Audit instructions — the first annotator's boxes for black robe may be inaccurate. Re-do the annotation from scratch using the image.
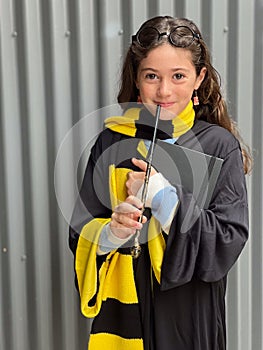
[69,114,249,350]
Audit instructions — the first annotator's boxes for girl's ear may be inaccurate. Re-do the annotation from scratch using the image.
[195,67,207,90]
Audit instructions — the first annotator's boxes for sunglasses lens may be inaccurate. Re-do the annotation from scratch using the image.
[170,26,195,47]
[137,27,159,47]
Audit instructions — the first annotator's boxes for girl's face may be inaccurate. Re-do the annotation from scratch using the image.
[136,43,206,120]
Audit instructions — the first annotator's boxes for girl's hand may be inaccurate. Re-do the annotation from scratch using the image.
[126,158,157,196]
[110,195,147,239]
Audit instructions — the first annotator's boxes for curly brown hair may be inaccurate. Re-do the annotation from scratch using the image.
[117,16,252,174]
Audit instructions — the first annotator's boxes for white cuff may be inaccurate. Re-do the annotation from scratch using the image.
[97,223,131,255]
[136,173,171,208]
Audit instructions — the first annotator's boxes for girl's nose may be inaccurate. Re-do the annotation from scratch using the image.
[157,79,172,97]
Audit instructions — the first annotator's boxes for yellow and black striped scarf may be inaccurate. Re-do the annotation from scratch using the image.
[105,100,195,139]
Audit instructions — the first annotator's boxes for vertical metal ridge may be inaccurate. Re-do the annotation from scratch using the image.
[185,0,201,24]
[235,1,255,349]
[174,0,185,18]
[75,0,100,181]
[251,1,263,349]
[120,0,132,50]
[23,1,53,350]
[0,0,30,348]
[129,0,148,35]
[156,0,175,16]
[227,0,238,120]
[210,0,228,89]
[201,0,212,48]
[0,28,12,350]
[148,0,158,18]
[49,1,78,349]
[40,2,61,347]
[98,0,123,106]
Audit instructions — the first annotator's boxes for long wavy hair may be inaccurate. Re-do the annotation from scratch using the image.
[117,16,252,174]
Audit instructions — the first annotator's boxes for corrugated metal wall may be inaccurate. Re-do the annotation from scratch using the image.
[0,0,262,349]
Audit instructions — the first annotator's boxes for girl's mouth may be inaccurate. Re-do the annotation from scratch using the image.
[155,102,174,108]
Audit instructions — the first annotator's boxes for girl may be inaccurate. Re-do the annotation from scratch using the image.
[69,16,252,350]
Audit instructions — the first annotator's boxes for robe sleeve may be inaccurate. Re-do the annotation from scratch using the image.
[160,144,249,290]
[68,133,112,289]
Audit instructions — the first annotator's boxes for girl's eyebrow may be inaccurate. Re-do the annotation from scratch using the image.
[139,67,159,72]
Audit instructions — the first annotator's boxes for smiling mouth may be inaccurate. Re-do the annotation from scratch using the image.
[155,102,174,108]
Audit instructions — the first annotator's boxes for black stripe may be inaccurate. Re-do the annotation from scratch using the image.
[135,108,173,140]
[91,298,143,339]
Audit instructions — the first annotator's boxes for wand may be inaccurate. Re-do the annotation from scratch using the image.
[131,104,161,258]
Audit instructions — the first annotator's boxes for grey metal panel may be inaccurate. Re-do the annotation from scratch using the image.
[156,0,175,16]
[0,17,10,350]
[50,1,79,350]
[23,1,53,350]
[174,0,185,17]
[210,0,228,88]
[251,1,263,349]
[98,0,123,106]
[129,0,148,34]
[185,0,201,24]
[227,0,238,121]
[76,0,99,116]
[234,2,255,349]
[0,0,29,349]
[0,1,262,350]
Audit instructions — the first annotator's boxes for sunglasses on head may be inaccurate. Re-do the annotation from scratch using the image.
[132,25,200,48]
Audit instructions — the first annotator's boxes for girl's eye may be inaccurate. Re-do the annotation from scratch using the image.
[174,73,184,80]
[145,73,158,80]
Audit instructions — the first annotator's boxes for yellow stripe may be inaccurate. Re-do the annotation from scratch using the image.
[76,218,112,318]
[77,225,138,318]
[104,108,141,137]
[102,253,138,303]
[171,100,195,137]
[137,140,148,158]
[148,218,166,284]
[107,165,139,303]
[109,165,130,206]
[88,333,144,350]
